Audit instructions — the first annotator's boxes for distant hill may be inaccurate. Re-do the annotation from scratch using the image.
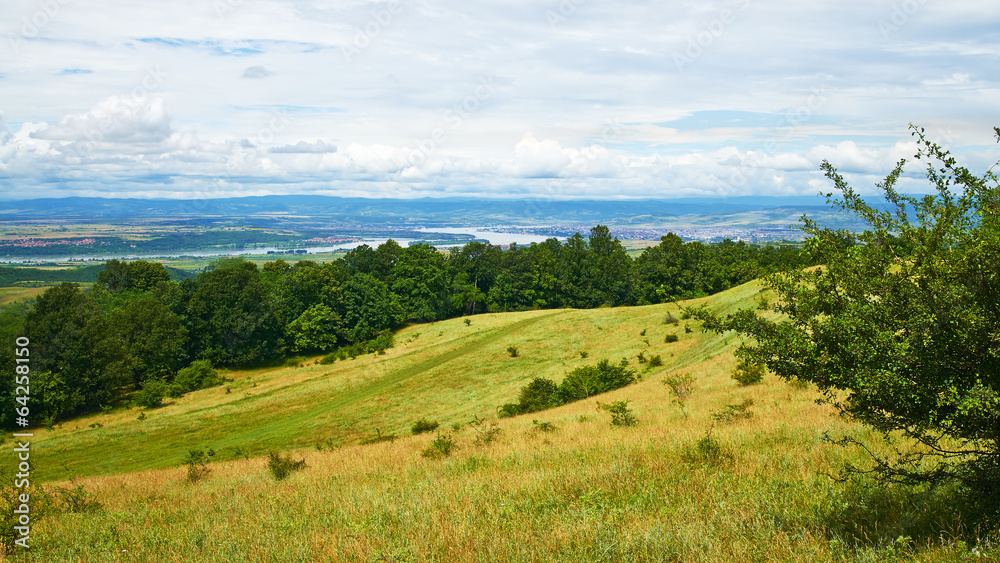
[0,194,858,224]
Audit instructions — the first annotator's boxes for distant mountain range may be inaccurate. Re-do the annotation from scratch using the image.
[0,195,871,224]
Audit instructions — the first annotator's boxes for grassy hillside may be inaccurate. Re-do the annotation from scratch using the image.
[14,280,995,561]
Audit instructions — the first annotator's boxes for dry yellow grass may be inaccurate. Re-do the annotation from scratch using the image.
[10,280,995,562]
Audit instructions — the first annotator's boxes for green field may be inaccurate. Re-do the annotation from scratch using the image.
[14,280,997,561]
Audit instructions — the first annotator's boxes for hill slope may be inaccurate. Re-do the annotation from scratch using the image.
[20,280,991,561]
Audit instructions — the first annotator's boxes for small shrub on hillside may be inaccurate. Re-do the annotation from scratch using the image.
[532,420,559,433]
[421,433,457,459]
[497,403,521,418]
[519,377,561,412]
[474,423,502,445]
[359,429,396,444]
[664,314,679,325]
[640,328,647,336]
[732,361,765,386]
[368,330,395,354]
[507,345,519,358]
[579,350,589,359]
[664,334,679,343]
[267,452,306,481]
[663,373,695,415]
[134,380,167,408]
[559,359,637,403]
[183,449,214,483]
[49,483,102,514]
[711,398,755,424]
[683,430,731,466]
[463,318,472,326]
[684,325,693,333]
[598,400,638,427]
[411,418,440,435]
[317,353,337,365]
[648,355,664,368]
[174,360,222,394]
[637,351,648,364]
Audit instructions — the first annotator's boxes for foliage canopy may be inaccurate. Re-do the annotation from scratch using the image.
[696,126,1000,507]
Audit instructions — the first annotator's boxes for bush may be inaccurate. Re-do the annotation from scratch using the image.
[317,353,337,365]
[134,380,167,408]
[579,350,589,358]
[421,433,457,459]
[174,360,221,394]
[531,420,559,433]
[598,400,638,427]
[664,314,679,325]
[711,398,755,424]
[516,378,561,414]
[463,318,471,326]
[664,334,679,343]
[267,452,306,481]
[559,359,637,403]
[732,361,765,386]
[497,403,521,418]
[663,373,695,411]
[474,423,502,445]
[411,418,440,435]
[637,351,648,364]
[648,355,664,368]
[682,430,731,466]
[506,345,519,358]
[183,449,214,483]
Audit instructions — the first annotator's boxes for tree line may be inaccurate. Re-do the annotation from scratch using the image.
[0,227,813,427]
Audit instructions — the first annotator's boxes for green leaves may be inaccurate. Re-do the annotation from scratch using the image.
[699,124,1000,500]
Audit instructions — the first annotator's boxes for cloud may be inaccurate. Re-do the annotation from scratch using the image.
[0,0,996,199]
[31,96,173,144]
[512,133,571,178]
[269,140,337,153]
[242,65,276,79]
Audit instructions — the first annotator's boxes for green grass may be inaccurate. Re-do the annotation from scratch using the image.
[13,278,998,562]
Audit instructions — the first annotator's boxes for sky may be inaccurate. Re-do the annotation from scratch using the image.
[0,0,998,200]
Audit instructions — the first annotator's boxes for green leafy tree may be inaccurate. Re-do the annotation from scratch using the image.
[108,295,188,384]
[24,283,132,419]
[96,259,170,293]
[182,258,282,366]
[285,303,346,352]
[392,243,450,321]
[695,125,1000,506]
[341,272,404,342]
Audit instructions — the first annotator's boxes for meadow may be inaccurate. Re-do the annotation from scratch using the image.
[8,280,996,561]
